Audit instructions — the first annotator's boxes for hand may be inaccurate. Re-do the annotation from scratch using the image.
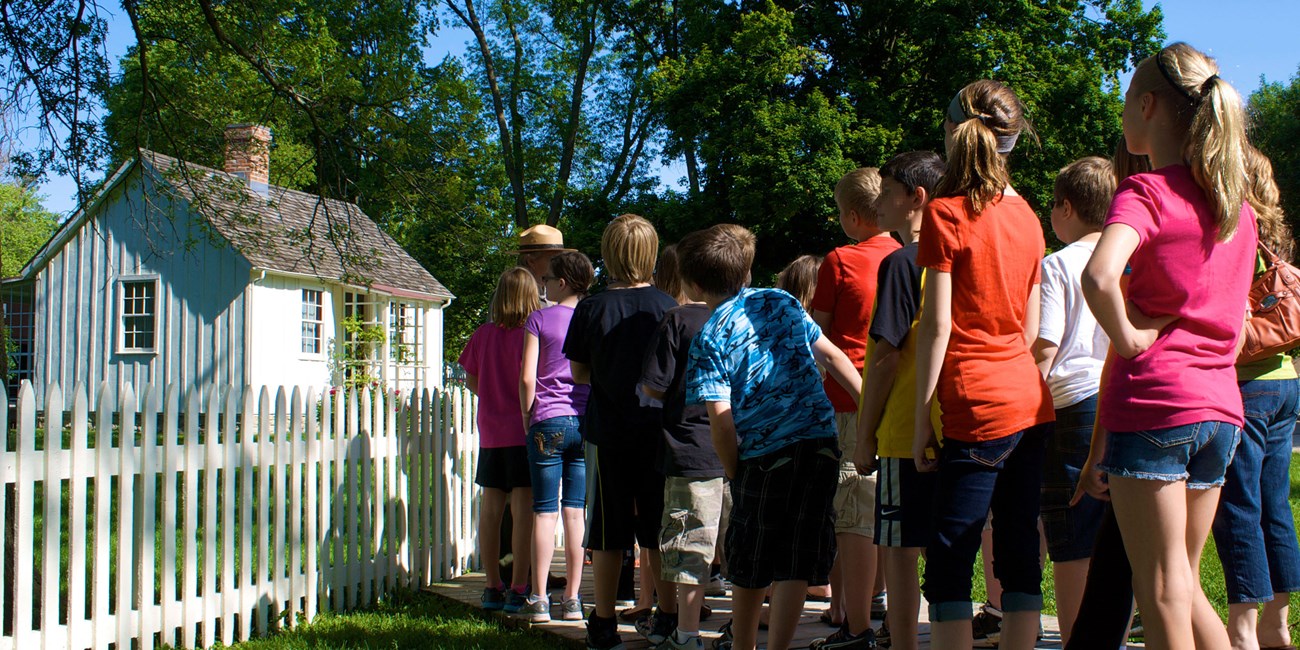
[854,436,878,475]
[1118,300,1179,358]
[1070,456,1110,505]
[912,420,940,473]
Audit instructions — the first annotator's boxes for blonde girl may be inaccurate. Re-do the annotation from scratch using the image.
[1077,42,1258,650]
[776,254,822,313]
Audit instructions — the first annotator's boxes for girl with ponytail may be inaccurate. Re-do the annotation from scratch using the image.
[1076,42,1259,650]
[912,79,1054,650]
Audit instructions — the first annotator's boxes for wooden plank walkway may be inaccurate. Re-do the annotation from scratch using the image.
[421,552,1131,649]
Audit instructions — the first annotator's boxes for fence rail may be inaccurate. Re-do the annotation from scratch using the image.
[0,380,482,650]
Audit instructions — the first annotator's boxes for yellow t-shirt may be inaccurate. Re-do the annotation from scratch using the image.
[860,270,942,458]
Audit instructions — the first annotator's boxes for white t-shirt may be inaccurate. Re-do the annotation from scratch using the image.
[1039,240,1109,409]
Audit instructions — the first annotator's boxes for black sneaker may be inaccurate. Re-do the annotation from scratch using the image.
[809,626,878,649]
[871,591,887,620]
[481,585,506,611]
[586,614,627,650]
[875,619,890,648]
[712,620,733,650]
[635,609,678,646]
[971,603,1002,648]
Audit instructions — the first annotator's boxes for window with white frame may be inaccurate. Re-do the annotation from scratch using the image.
[119,278,158,352]
[301,288,324,354]
[389,301,423,366]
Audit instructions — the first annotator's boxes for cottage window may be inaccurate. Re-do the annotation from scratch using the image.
[301,289,324,354]
[119,278,158,352]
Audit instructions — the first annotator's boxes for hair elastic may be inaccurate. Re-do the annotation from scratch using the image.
[946,92,1020,154]
[1155,51,1199,104]
[1200,74,1220,97]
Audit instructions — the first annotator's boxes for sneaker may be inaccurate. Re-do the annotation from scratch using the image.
[562,595,585,621]
[971,603,1002,648]
[809,626,878,649]
[658,630,705,649]
[875,619,890,648]
[635,610,679,646]
[704,574,728,597]
[711,620,733,650]
[1129,612,1144,639]
[871,591,887,620]
[587,614,627,650]
[520,593,551,623]
[504,588,529,614]
[481,585,506,611]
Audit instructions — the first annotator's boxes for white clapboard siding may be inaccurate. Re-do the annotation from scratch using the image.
[1,380,481,650]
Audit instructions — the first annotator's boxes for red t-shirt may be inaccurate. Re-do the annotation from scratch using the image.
[811,235,901,412]
[916,194,1054,442]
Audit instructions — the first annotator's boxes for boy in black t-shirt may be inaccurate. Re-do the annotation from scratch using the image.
[564,214,678,650]
[637,258,723,650]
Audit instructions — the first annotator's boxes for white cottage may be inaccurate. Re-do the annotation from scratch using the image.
[3,125,454,406]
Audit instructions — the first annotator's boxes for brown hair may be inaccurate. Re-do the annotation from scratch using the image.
[489,267,541,329]
[549,251,595,295]
[776,255,822,312]
[936,80,1038,214]
[676,224,757,297]
[1245,145,1293,262]
[655,244,688,304]
[834,168,882,220]
[1129,42,1248,241]
[1112,136,1151,183]
[1053,157,1116,229]
[602,214,659,284]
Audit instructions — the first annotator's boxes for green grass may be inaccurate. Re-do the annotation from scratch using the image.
[227,591,562,650]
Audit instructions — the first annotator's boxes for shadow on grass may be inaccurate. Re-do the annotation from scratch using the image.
[232,591,564,650]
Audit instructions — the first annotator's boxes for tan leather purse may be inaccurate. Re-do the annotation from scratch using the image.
[1240,243,1300,363]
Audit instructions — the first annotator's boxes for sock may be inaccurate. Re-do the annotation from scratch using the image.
[495,580,507,591]
[673,629,699,643]
[511,584,528,594]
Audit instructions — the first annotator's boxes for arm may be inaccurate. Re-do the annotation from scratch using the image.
[1032,339,1059,379]
[465,373,479,396]
[519,331,540,429]
[853,340,902,474]
[569,360,591,385]
[913,270,953,473]
[641,385,667,401]
[1083,224,1168,358]
[706,401,739,480]
[812,309,833,334]
[1071,353,1115,505]
[1023,283,1042,347]
[812,334,862,398]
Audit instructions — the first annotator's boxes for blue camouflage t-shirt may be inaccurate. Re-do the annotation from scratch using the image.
[686,288,838,460]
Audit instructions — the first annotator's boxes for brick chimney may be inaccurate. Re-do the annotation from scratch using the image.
[223,124,271,188]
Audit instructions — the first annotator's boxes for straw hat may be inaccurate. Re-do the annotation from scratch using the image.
[507,224,576,254]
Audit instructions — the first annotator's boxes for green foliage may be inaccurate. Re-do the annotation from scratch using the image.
[0,183,59,276]
[1250,69,1300,236]
[327,316,386,390]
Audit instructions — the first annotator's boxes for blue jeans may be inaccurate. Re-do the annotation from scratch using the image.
[924,422,1050,621]
[525,416,585,513]
[1100,420,1239,488]
[1041,395,1105,562]
[1212,378,1300,602]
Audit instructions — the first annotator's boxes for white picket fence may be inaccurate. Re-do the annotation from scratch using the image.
[0,380,483,650]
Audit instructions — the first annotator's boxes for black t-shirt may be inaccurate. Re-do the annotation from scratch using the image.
[641,303,723,478]
[564,285,678,449]
[869,242,922,348]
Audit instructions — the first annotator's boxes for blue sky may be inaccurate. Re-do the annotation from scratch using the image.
[24,0,1300,215]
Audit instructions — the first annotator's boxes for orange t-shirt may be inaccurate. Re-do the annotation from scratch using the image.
[810,235,901,412]
[916,194,1054,442]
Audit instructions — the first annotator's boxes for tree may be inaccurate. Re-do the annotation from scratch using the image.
[1250,70,1300,235]
[0,182,59,276]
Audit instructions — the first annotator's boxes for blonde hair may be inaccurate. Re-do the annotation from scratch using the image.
[1245,145,1292,262]
[834,168,882,220]
[936,80,1038,215]
[776,255,822,312]
[1054,157,1117,229]
[677,224,757,297]
[489,267,540,329]
[655,244,688,304]
[1130,42,1247,241]
[602,214,659,284]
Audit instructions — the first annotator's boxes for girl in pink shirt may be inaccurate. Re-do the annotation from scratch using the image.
[1078,42,1257,649]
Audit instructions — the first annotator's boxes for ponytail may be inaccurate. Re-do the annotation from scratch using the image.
[935,80,1035,216]
[1187,75,1248,241]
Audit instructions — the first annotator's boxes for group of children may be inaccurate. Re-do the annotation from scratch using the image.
[459,41,1300,650]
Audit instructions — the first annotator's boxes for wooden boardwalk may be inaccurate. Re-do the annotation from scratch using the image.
[421,553,1126,649]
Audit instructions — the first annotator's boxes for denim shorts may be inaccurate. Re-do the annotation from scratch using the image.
[524,416,585,513]
[1040,395,1105,562]
[1099,420,1240,489]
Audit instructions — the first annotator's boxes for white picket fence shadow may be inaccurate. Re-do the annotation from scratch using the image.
[0,380,483,650]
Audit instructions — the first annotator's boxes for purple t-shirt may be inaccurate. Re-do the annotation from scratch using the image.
[458,322,526,448]
[1100,165,1257,433]
[525,305,590,425]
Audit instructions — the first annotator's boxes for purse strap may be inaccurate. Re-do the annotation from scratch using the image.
[1258,241,1284,268]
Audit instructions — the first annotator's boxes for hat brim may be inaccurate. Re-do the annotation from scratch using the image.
[507,244,577,255]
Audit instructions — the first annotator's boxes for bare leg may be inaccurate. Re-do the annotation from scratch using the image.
[730,585,768,650]
[637,547,656,610]
[837,532,877,636]
[882,547,922,650]
[981,525,1002,608]
[480,488,508,588]
[561,507,584,601]
[1226,602,1260,650]
[1001,611,1041,650]
[767,580,810,650]
[509,488,534,588]
[531,511,558,597]
[676,584,706,635]
[1053,558,1090,646]
[827,554,844,625]
[1186,486,1231,650]
[1258,595,1292,649]
[645,549,678,614]
[592,549,623,618]
[931,619,974,650]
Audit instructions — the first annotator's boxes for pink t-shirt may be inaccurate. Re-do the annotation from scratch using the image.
[525,305,589,426]
[1100,166,1257,432]
[458,322,527,448]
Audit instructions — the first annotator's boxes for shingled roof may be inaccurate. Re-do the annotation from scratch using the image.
[137,150,452,301]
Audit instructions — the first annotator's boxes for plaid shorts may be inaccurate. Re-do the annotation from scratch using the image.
[725,437,839,589]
